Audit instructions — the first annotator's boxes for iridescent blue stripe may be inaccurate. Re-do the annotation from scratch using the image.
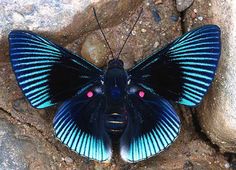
[182,71,212,80]
[25,85,48,96]
[18,69,51,79]
[180,66,214,74]
[11,47,61,55]
[169,46,220,55]
[12,57,60,61]
[15,65,53,73]
[11,42,60,52]
[11,51,61,56]
[184,83,207,92]
[14,60,60,66]
[179,62,216,67]
[28,88,49,100]
[22,79,48,90]
[169,41,219,52]
[183,77,209,86]
[19,74,49,85]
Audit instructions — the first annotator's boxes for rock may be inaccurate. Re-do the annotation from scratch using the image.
[0,110,69,170]
[183,0,236,153]
[64,156,73,164]
[81,32,109,67]
[153,41,160,48]
[141,28,147,33]
[183,160,193,170]
[0,0,143,62]
[176,0,194,12]
[0,118,28,169]
[197,0,236,152]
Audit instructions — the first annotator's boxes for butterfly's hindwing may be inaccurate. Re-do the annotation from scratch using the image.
[53,85,112,162]
[9,30,102,108]
[128,25,221,106]
[120,85,180,163]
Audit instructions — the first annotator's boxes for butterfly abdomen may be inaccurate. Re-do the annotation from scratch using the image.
[105,111,127,136]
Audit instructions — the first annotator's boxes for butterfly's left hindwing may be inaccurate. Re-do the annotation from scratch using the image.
[53,85,112,162]
[9,30,103,108]
[128,25,221,107]
[120,85,180,163]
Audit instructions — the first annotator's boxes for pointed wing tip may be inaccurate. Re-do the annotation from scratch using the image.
[205,24,220,29]
[9,30,30,38]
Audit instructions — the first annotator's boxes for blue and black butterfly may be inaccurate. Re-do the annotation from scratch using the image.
[8,8,221,163]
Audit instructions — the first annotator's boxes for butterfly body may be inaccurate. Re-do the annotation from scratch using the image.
[9,25,221,163]
[103,59,128,136]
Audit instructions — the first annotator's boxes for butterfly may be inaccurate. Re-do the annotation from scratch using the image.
[8,8,221,163]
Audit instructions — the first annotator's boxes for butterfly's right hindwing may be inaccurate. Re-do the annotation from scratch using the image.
[120,85,180,163]
[9,30,103,108]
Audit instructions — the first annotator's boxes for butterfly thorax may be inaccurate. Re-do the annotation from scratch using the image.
[104,59,128,136]
[104,59,127,104]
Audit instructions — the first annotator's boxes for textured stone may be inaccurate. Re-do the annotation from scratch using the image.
[176,0,194,12]
[0,110,70,170]
[197,0,236,153]
[0,0,143,62]
[81,32,109,67]
[183,0,236,153]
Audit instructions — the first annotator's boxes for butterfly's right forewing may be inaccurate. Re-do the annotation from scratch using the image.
[128,25,221,107]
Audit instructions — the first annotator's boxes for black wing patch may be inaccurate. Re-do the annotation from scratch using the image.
[53,85,112,162]
[9,30,102,108]
[120,85,180,162]
[128,25,221,106]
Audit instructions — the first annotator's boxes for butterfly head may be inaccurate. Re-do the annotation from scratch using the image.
[107,59,124,69]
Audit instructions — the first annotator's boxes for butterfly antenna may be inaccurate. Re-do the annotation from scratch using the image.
[116,7,143,59]
[93,7,115,59]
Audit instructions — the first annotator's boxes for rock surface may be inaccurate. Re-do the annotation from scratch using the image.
[0,110,71,170]
[0,0,234,169]
[183,0,236,153]
[0,0,143,62]
[176,0,194,12]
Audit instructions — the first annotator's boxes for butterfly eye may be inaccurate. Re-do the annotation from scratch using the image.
[86,91,94,98]
[138,91,145,98]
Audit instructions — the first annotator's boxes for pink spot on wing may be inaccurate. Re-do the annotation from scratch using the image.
[139,91,145,98]
[87,91,93,98]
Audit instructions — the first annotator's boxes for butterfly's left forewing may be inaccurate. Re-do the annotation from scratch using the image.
[9,30,102,108]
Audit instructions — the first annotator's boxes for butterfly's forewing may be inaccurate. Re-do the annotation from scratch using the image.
[53,85,112,162]
[9,30,103,108]
[120,85,180,163]
[128,25,221,106]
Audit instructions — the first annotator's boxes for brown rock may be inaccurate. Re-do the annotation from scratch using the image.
[0,0,143,62]
[183,0,236,153]
[197,0,236,153]
[81,32,109,67]
[176,0,194,12]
